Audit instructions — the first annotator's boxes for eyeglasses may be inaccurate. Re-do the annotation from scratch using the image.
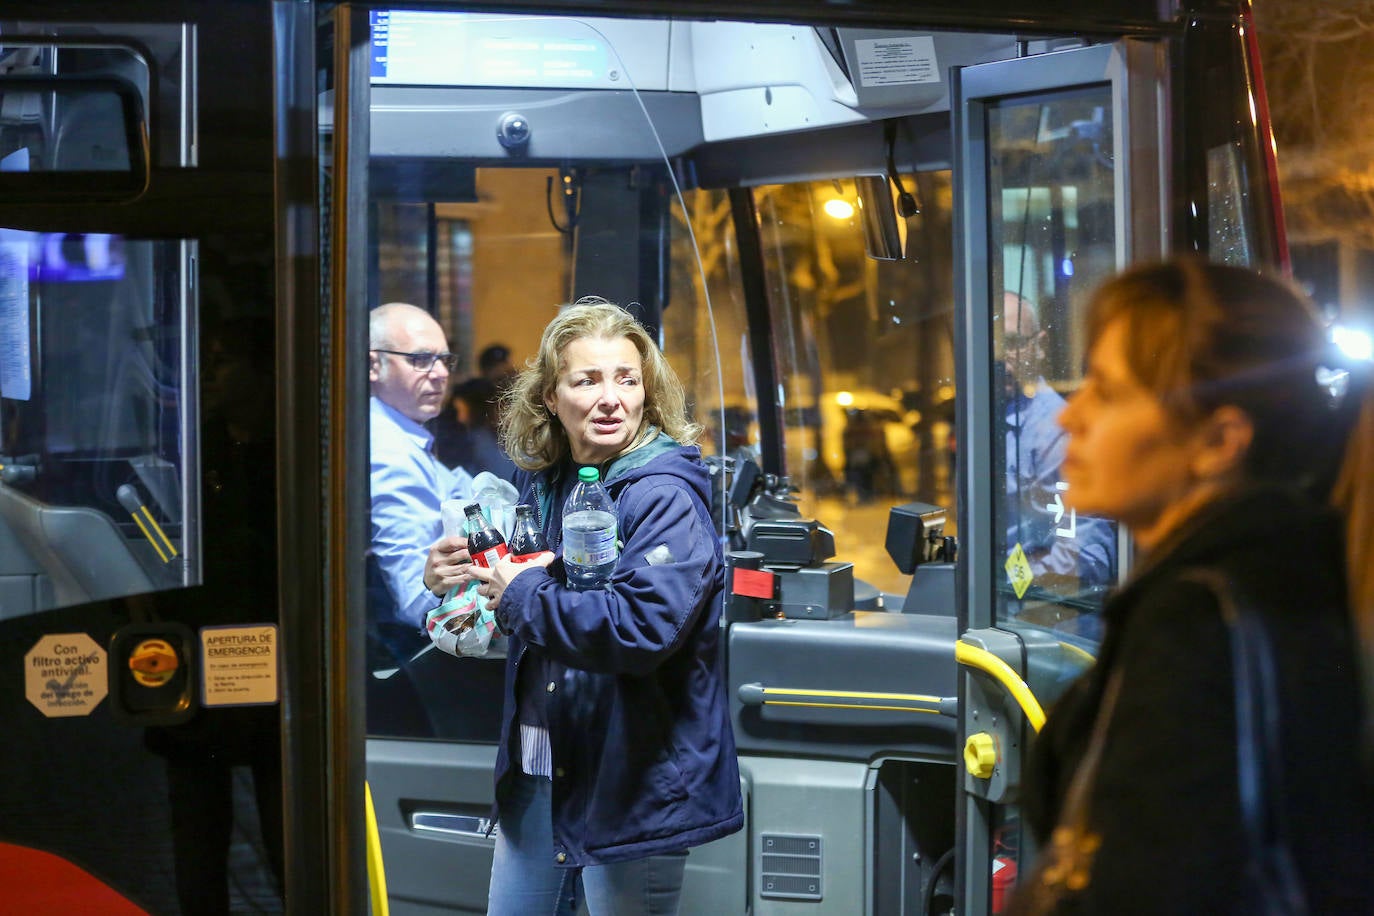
[1002,333,1039,352]
[373,349,458,373]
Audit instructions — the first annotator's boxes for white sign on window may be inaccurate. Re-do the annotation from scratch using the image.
[200,624,280,707]
[854,36,940,87]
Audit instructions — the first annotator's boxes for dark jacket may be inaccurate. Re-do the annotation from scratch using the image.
[1021,484,1374,914]
[493,433,744,866]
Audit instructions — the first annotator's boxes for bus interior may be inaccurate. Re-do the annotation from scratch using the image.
[0,3,1274,913]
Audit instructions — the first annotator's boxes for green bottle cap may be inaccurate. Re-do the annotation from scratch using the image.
[578,466,599,482]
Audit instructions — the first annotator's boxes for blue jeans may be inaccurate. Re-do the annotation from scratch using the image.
[487,770,688,916]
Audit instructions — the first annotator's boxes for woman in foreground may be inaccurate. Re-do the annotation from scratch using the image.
[1011,259,1374,914]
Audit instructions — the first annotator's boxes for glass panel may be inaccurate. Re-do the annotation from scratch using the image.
[0,231,198,612]
[1207,141,1255,266]
[755,174,956,599]
[667,188,753,467]
[986,87,1119,648]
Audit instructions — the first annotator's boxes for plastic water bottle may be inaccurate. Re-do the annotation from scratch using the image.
[562,466,617,591]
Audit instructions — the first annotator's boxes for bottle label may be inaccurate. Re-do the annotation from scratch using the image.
[472,544,509,568]
[564,522,617,566]
[511,550,543,563]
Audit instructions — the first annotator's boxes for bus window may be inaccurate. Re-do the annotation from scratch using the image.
[754,174,955,597]
[0,232,199,613]
[0,38,200,617]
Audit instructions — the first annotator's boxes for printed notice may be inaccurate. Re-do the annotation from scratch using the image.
[25,633,108,718]
[0,227,32,402]
[0,149,31,401]
[201,624,279,707]
[854,36,940,87]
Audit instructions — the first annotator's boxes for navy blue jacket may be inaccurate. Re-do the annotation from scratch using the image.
[493,433,744,866]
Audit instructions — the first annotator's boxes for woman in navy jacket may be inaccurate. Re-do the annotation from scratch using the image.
[425,298,742,915]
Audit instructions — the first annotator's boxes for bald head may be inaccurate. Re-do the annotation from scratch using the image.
[370,302,441,349]
[1002,291,1045,392]
[369,302,452,422]
[1003,291,1041,338]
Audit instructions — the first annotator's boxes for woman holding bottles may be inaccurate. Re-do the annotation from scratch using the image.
[423,297,742,916]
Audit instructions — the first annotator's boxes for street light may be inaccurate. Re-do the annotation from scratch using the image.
[823,198,854,220]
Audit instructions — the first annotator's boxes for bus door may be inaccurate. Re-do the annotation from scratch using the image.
[950,41,1165,913]
[0,4,325,913]
[328,10,738,912]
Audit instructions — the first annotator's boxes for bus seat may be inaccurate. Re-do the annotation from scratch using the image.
[0,483,157,609]
[0,512,51,619]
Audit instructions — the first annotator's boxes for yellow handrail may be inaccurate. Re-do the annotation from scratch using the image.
[1058,640,1097,667]
[365,781,389,916]
[955,640,1046,733]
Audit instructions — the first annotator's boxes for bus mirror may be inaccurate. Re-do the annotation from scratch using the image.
[855,173,909,261]
[0,74,149,202]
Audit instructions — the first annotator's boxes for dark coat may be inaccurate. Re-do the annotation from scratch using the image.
[1021,484,1374,915]
[493,434,744,866]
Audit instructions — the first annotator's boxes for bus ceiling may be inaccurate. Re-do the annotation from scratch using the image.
[371,1,1182,34]
[365,15,1092,166]
[358,13,1158,262]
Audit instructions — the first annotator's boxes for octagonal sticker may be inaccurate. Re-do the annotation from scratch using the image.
[26,633,108,718]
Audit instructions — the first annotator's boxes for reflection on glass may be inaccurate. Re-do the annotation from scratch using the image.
[668,188,753,467]
[987,88,1120,646]
[0,234,196,613]
[755,175,956,597]
[1207,142,1254,266]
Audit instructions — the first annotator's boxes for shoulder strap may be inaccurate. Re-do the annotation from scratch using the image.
[1179,568,1309,914]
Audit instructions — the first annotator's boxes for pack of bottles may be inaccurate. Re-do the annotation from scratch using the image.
[562,466,618,591]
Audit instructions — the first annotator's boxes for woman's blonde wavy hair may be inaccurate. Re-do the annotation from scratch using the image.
[499,297,701,471]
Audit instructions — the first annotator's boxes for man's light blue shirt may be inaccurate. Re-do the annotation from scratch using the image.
[1005,379,1115,587]
[370,396,474,628]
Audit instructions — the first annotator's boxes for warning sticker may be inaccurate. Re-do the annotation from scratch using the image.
[1005,544,1033,600]
[854,36,940,87]
[25,633,108,718]
[201,624,279,707]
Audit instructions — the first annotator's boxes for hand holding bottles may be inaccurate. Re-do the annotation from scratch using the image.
[424,532,470,597]
[466,547,555,609]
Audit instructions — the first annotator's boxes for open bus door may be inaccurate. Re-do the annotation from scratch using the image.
[324,9,749,911]
[0,3,328,912]
[950,41,1165,913]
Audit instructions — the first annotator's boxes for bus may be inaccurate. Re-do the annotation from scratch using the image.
[0,1,1283,913]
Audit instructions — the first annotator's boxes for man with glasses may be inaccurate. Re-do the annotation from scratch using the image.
[368,302,473,645]
[1002,292,1115,608]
